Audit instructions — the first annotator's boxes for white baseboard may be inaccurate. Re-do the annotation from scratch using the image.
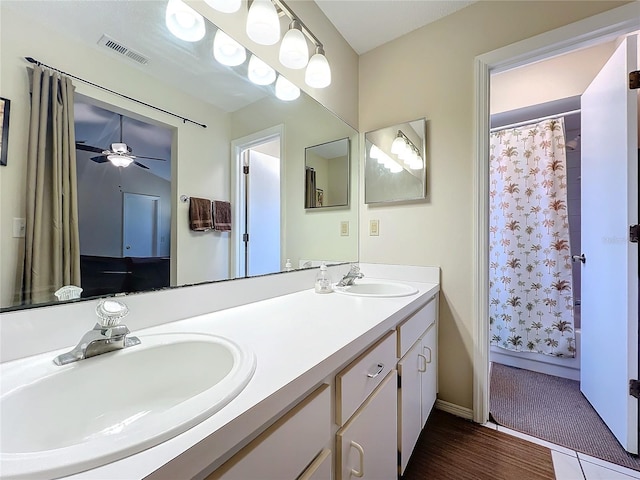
[435,399,474,420]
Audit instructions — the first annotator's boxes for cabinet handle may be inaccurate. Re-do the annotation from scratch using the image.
[350,440,365,478]
[423,346,432,364]
[367,363,384,378]
[417,354,427,373]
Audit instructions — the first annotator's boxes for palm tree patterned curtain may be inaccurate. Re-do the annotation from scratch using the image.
[489,118,575,357]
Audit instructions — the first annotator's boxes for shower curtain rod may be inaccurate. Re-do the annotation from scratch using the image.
[25,57,207,129]
[490,109,580,132]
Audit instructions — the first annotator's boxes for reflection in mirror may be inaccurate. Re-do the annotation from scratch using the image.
[0,0,358,311]
[304,138,350,209]
[364,118,427,204]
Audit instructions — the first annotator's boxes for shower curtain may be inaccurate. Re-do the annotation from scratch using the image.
[489,118,575,357]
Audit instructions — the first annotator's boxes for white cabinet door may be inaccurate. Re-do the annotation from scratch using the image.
[336,371,397,480]
[421,323,437,428]
[210,384,330,479]
[397,339,422,474]
[298,449,332,480]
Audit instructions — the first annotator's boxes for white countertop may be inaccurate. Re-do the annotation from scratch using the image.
[3,270,439,480]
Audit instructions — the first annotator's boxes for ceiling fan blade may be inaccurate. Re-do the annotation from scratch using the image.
[134,161,150,170]
[76,143,105,154]
[135,155,167,162]
[90,155,110,163]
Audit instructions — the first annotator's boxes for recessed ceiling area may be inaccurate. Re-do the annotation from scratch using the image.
[314,0,477,55]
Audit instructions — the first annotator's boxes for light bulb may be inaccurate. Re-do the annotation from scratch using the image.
[279,21,309,69]
[108,155,134,168]
[246,0,280,46]
[388,160,403,173]
[305,46,331,88]
[409,155,424,169]
[390,135,406,155]
[248,54,276,85]
[275,75,300,101]
[369,144,382,160]
[213,30,246,66]
[204,0,241,13]
[165,0,206,42]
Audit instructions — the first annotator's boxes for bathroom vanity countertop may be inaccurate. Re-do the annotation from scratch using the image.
[30,275,439,479]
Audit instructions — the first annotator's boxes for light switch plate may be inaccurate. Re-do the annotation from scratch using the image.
[340,221,349,236]
[369,219,379,236]
[13,218,26,238]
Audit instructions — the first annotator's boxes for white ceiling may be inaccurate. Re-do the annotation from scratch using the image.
[314,0,477,55]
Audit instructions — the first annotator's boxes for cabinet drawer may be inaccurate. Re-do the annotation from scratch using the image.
[396,295,436,358]
[335,331,396,426]
[210,384,330,479]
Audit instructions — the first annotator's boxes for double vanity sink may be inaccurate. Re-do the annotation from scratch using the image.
[0,272,430,479]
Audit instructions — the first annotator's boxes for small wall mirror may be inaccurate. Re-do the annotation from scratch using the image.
[305,137,350,208]
[364,118,427,204]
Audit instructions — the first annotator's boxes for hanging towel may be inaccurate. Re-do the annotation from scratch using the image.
[212,200,232,232]
[189,197,213,231]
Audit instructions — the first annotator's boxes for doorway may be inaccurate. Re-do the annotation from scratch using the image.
[231,126,284,278]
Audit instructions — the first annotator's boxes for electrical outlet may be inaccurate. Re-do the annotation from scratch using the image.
[340,221,349,236]
[369,219,379,236]
[13,218,26,238]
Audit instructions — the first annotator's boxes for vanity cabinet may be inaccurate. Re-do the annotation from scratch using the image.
[396,295,438,474]
[208,384,331,480]
[335,331,398,480]
[336,371,397,480]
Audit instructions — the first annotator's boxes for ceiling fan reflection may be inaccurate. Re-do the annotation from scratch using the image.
[75,114,168,169]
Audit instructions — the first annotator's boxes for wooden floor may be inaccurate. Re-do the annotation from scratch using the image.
[401,409,556,480]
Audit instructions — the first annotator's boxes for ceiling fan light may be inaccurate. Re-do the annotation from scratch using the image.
[108,155,134,168]
[246,0,280,46]
[279,21,309,69]
[275,75,300,101]
[305,47,331,88]
[204,0,241,14]
[213,29,247,66]
[111,143,129,154]
[165,0,206,42]
[248,54,276,85]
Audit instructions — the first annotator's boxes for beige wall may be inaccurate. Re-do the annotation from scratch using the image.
[190,0,359,130]
[358,1,628,410]
[491,40,618,114]
[0,6,232,307]
[230,95,358,266]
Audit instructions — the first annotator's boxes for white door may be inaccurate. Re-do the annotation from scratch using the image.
[580,35,638,454]
[246,149,281,276]
[122,192,159,257]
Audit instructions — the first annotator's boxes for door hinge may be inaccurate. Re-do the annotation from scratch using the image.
[630,379,640,399]
[630,224,639,243]
[243,165,249,175]
[242,233,249,243]
[630,71,640,90]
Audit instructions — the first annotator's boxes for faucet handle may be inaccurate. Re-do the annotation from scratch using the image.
[96,299,129,327]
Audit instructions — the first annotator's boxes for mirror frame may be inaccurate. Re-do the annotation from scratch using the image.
[364,118,427,204]
[304,137,351,209]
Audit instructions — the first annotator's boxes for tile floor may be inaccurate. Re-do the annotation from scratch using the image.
[482,421,640,480]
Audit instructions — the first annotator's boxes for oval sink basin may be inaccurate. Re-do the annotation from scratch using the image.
[333,279,418,297]
[0,332,256,479]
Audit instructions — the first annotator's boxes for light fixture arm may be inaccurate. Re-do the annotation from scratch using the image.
[396,130,420,154]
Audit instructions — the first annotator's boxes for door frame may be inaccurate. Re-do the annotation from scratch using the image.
[472,3,639,424]
[230,125,285,278]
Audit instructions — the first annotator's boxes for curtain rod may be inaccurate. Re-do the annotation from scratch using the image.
[490,109,580,132]
[25,57,207,129]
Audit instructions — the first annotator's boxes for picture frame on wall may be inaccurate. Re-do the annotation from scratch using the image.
[0,97,10,167]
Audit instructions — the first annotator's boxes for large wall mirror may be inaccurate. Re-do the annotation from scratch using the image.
[304,138,350,209]
[0,0,358,311]
[364,118,426,204]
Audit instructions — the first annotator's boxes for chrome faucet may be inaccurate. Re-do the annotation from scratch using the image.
[337,264,364,287]
[53,299,140,366]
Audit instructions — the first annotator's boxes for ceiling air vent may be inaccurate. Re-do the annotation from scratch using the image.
[97,35,149,65]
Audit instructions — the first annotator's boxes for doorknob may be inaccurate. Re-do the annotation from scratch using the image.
[572,254,586,264]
